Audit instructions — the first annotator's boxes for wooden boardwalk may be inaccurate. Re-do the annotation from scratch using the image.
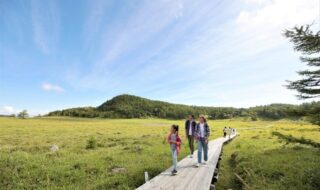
[136,134,237,190]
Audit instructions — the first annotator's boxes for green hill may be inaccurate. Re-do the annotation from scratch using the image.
[47,94,320,123]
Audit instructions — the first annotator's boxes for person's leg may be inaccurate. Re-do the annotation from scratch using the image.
[190,136,194,154]
[197,139,203,163]
[171,148,177,171]
[187,135,192,154]
[203,141,208,161]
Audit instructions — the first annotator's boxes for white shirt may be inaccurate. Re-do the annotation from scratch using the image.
[188,120,193,135]
[199,123,205,138]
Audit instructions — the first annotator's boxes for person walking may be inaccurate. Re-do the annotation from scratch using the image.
[223,127,227,137]
[168,125,181,175]
[185,115,196,157]
[195,115,210,167]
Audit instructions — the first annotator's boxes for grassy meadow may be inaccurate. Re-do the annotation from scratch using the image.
[215,120,320,190]
[0,117,319,189]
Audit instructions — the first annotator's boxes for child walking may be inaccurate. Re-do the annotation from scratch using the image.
[167,125,181,175]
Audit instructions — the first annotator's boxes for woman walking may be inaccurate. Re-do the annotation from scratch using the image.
[195,115,210,167]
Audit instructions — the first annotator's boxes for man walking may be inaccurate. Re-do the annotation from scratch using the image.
[185,115,196,157]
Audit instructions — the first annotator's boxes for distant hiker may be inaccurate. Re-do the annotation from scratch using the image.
[223,127,227,137]
[168,125,181,175]
[232,128,236,134]
[195,115,210,167]
[185,114,196,157]
[228,127,232,139]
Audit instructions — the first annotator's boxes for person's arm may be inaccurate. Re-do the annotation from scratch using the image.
[194,124,199,142]
[176,135,182,154]
[185,120,188,136]
[176,136,181,146]
[205,124,210,143]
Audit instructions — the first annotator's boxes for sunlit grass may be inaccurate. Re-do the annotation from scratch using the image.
[0,117,319,189]
[216,119,320,190]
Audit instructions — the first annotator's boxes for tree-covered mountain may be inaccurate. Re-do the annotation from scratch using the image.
[47,94,320,124]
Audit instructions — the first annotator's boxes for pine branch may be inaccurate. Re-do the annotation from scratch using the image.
[284,25,320,54]
[297,69,320,76]
[300,56,320,66]
[284,24,320,99]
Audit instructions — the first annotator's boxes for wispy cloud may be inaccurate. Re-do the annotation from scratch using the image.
[83,0,112,49]
[42,83,64,92]
[0,106,15,115]
[71,0,228,90]
[55,0,318,107]
[31,0,60,54]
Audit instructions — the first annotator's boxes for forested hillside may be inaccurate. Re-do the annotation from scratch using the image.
[48,94,320,124]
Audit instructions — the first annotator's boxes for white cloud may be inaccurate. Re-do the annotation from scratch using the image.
[42,83,64,92]
[237,0,317,28]
[236,0,317,45]
[0,106,15,115]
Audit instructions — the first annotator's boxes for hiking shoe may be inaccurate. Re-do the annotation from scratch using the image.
[171,170,178,175]
[195,163,200,167]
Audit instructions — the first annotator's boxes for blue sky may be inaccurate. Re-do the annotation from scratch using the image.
[0,0,318,115]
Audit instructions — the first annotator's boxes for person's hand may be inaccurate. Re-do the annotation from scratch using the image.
[205,139,208,144]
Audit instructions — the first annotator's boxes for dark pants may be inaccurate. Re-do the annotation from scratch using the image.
[187,135,194,154]
[223,132,226,137]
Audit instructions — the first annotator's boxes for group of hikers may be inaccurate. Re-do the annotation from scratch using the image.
[167,115,210,175]
[167,115,236,175]
[223,126,236,138]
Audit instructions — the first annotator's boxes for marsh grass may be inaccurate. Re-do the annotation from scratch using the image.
[272,131,320,148]
[0,117,319,189]
[216,120,320,190]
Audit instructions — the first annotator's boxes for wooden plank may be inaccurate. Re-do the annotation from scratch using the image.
[136,134,237,190]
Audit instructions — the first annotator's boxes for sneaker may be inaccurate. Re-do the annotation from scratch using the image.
[202,161,207,165]
[171,170,178,175]
[189,155,193,158]
[195,163,200,167]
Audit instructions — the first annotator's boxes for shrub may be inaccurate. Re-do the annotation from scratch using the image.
[86,137,97,149]
[251,116,258,121]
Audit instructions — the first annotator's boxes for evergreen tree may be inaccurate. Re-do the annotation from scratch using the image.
[284,25,320,125]
[284,25,320,99]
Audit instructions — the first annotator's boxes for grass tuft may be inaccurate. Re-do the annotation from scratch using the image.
[86,137,97,149]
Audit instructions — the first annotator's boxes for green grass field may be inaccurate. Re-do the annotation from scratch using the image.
[0,117,319,189]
